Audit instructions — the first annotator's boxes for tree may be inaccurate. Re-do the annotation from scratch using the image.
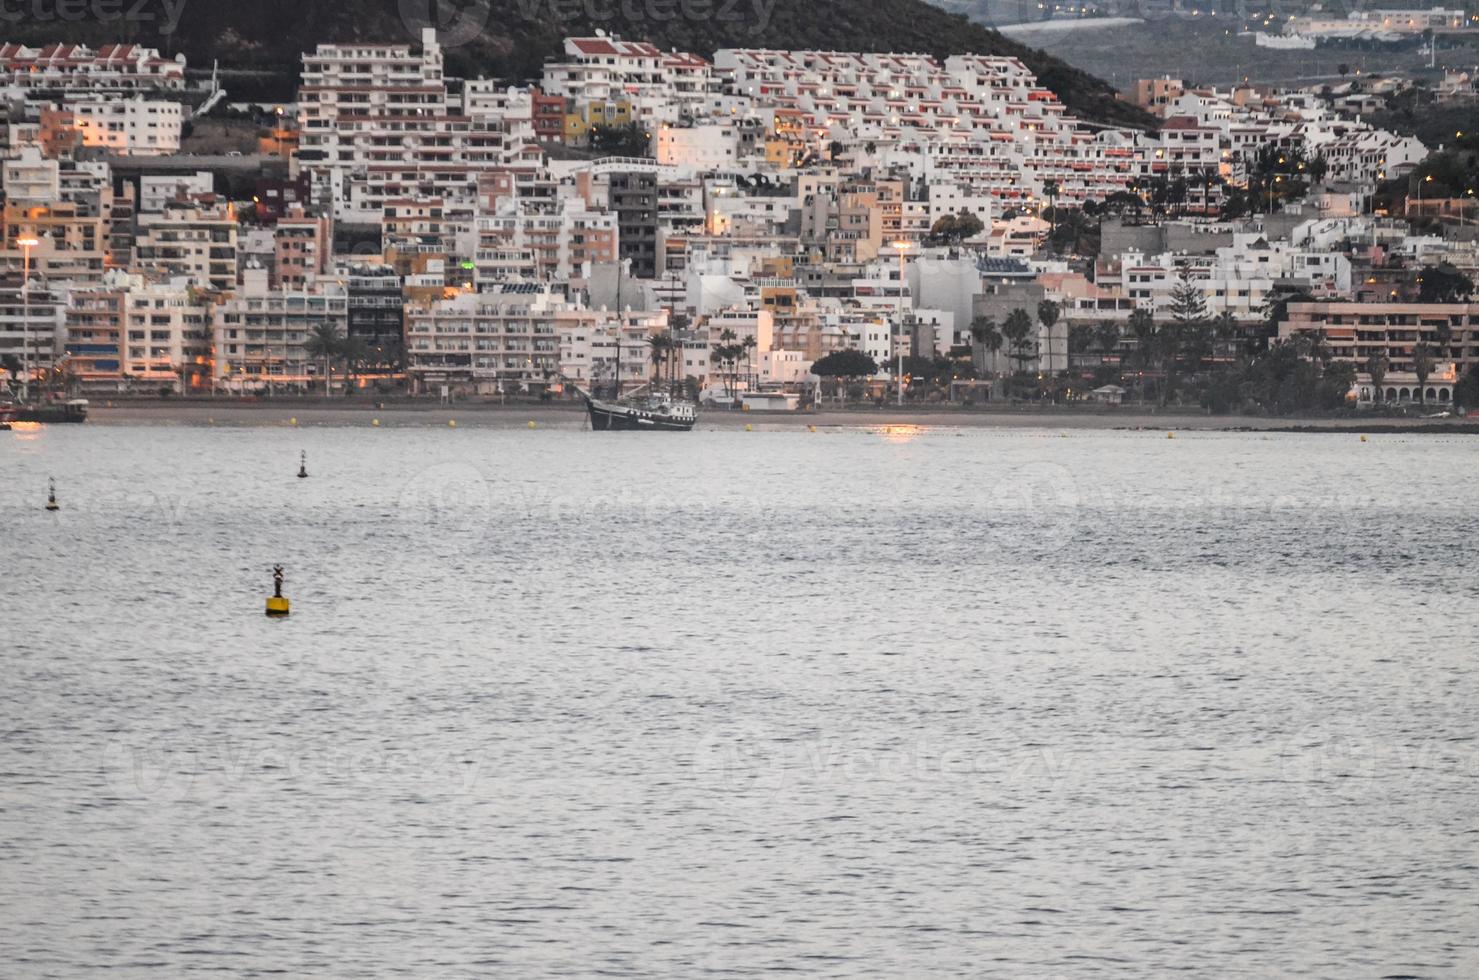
[340,335,370,395]
[648,331,670,385]
[927,211,984,246]
[1001,308,1035,394]
[1036,299,1060,373]
[969,315,1002,376]
[1042,178,1060,240]
[304,322,342,397]
[811,348,878,404]
[741,334,757,391]
[588,122,650,157]
[1095,320,1120,358]
[1127,308,1158,401]
[1412,341,1434,404]
[1416,263,1473,304]
[1365,350,1388,405]
[1454,365,1479,410]
[710,328,743,403]
[1,352,20,389]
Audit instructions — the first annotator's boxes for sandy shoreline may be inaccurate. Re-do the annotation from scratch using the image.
[71,399,1479,433]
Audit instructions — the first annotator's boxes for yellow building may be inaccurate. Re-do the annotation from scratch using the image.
[564,100,635,146]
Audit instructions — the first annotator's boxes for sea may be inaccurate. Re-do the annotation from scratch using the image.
[3,421,1477,976]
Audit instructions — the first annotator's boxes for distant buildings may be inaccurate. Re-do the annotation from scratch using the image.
[0,28,1472,406]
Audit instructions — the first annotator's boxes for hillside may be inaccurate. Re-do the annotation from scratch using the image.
[3,0,1154,128]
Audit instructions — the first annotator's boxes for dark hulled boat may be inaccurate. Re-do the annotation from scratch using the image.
[584,392,697,431]
[11,399,89,423]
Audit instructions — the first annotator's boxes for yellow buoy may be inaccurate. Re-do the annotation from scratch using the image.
[371,418,380,427]
[745,424,753,432]
[290,417,297,426]
[448,419,457,428]
[1167,431,1175,439]
[266,564,290,618]
[807,424,816,433]
[1360,434,1368,442]
[528,420,537,429]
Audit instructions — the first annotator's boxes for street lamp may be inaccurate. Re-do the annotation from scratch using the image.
[891,239,913,406]
[17,236,38,404]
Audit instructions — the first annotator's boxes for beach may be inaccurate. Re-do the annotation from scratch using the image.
[79,398,1479,433]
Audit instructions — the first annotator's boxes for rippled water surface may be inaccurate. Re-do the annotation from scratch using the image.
[4,423,1478,977]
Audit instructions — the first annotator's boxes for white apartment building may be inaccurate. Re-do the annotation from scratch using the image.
[0,279,66,384]
[61,97,183,156]
[213,266,348,392]
[2,147,60,203]
[559,308,667,391]
[0,43,186,93]
[295,30,519,220]
[134,202,239,291]
[473,198,617,286]
[406,283,585,393]
[140,172,214,212]
[118,276,214,389]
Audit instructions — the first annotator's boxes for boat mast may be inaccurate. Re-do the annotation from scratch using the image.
[613,259,622,398]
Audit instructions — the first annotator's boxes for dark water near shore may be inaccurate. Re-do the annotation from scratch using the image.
[4,424,1478,976]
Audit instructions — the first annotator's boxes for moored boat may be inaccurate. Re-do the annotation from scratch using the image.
[584,391,697,431]
[11,399,89,423]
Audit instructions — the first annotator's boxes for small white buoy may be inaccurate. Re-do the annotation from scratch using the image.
[297,450,308,479]
[45,477,59,512]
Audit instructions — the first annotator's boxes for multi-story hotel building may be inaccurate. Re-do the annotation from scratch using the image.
[134,202,239,291]
[212,267,348,392]
[1281,300,1479,404]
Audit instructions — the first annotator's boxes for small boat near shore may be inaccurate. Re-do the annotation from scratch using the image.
[583,390,697,431]
[9,399,89,424]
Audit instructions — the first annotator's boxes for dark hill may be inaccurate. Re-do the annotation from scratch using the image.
[5,0,1152,127]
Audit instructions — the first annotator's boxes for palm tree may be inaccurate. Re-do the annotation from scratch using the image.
[1001,308,1034,395]
[1094,320,1120,360]
[648,332,670,385]
[1412,341,1433,404]
[969,315,1002,376]
[741,334,757,392]
[1212,311,1240,364]
[1365,350,1388,406]
[1434,321,1453,360]
[1127,308,1157,401]
[304,322,342,398]
[711,328,740,403]
[1036,300,1060,372]
[1,353,21,391]
[339,335,370,396]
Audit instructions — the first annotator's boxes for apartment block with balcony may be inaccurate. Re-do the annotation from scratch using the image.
[133,202,239,291]
[1281,300,1479,405]
[213,266,348,392]
[405,283,574,394]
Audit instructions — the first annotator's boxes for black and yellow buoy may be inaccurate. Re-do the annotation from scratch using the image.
[45,477,59,512]
[297,450,308,479]
[265,564,290,617]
